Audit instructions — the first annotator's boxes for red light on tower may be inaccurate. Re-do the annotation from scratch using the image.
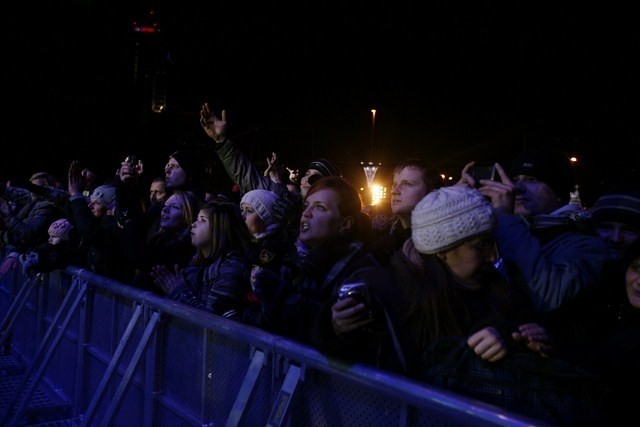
[132,9,161,34]
[133,25,155,33]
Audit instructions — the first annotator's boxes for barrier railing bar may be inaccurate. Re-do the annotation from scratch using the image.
[80,303,144,426]
[4,278,86,426]
[225,349,266,427]
[266,363,301,427]
[98,310,161,427]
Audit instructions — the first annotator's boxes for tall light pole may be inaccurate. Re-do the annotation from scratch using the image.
[362,108,380,205]
[370,109,376,159]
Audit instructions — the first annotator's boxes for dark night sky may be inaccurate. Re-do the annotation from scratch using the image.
[5,2,640,205]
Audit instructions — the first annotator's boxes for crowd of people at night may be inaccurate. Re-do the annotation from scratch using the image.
[1,102,640,426]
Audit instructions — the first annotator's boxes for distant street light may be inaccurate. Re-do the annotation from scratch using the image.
[370,109,376,152]
[361,161,380,187]
[361,161,381,205]
[362,109,381,205]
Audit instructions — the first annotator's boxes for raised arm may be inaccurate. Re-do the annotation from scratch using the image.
[199,103,287,195]
[200,103,227,143]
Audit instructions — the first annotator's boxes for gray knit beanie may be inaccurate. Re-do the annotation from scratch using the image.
[240,189,279,227]
[412,186,496,254]
[90,185,117,208]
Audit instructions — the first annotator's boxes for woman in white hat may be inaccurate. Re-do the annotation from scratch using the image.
[320,185,549,375]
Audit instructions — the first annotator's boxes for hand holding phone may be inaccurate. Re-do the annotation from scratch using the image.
[469,165,500,187]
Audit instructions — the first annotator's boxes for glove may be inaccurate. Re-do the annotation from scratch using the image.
[272,190,302,226]
[250,265,281,303]
[22,252,39,276]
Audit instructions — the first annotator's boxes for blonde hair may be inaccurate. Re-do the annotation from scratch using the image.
[167,190,201,231]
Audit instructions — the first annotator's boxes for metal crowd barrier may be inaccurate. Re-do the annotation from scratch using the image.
[0,265,548,426]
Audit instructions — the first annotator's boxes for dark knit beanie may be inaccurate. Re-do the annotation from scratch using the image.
[170,151,204,184]
[510,147,575,202]
[590,191,640,229]
[307,158,342,178]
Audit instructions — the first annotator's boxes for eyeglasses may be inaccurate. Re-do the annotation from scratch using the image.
[465,238,502,269]
[464,239,497,253]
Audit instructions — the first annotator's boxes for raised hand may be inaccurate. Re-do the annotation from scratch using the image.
[286,167,300,184]
[199,103,227,143]
[264,152,281,180]
[118,156,142,184]
[67,161,85,196]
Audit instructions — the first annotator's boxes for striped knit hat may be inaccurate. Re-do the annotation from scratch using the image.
[591,191,640,228]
